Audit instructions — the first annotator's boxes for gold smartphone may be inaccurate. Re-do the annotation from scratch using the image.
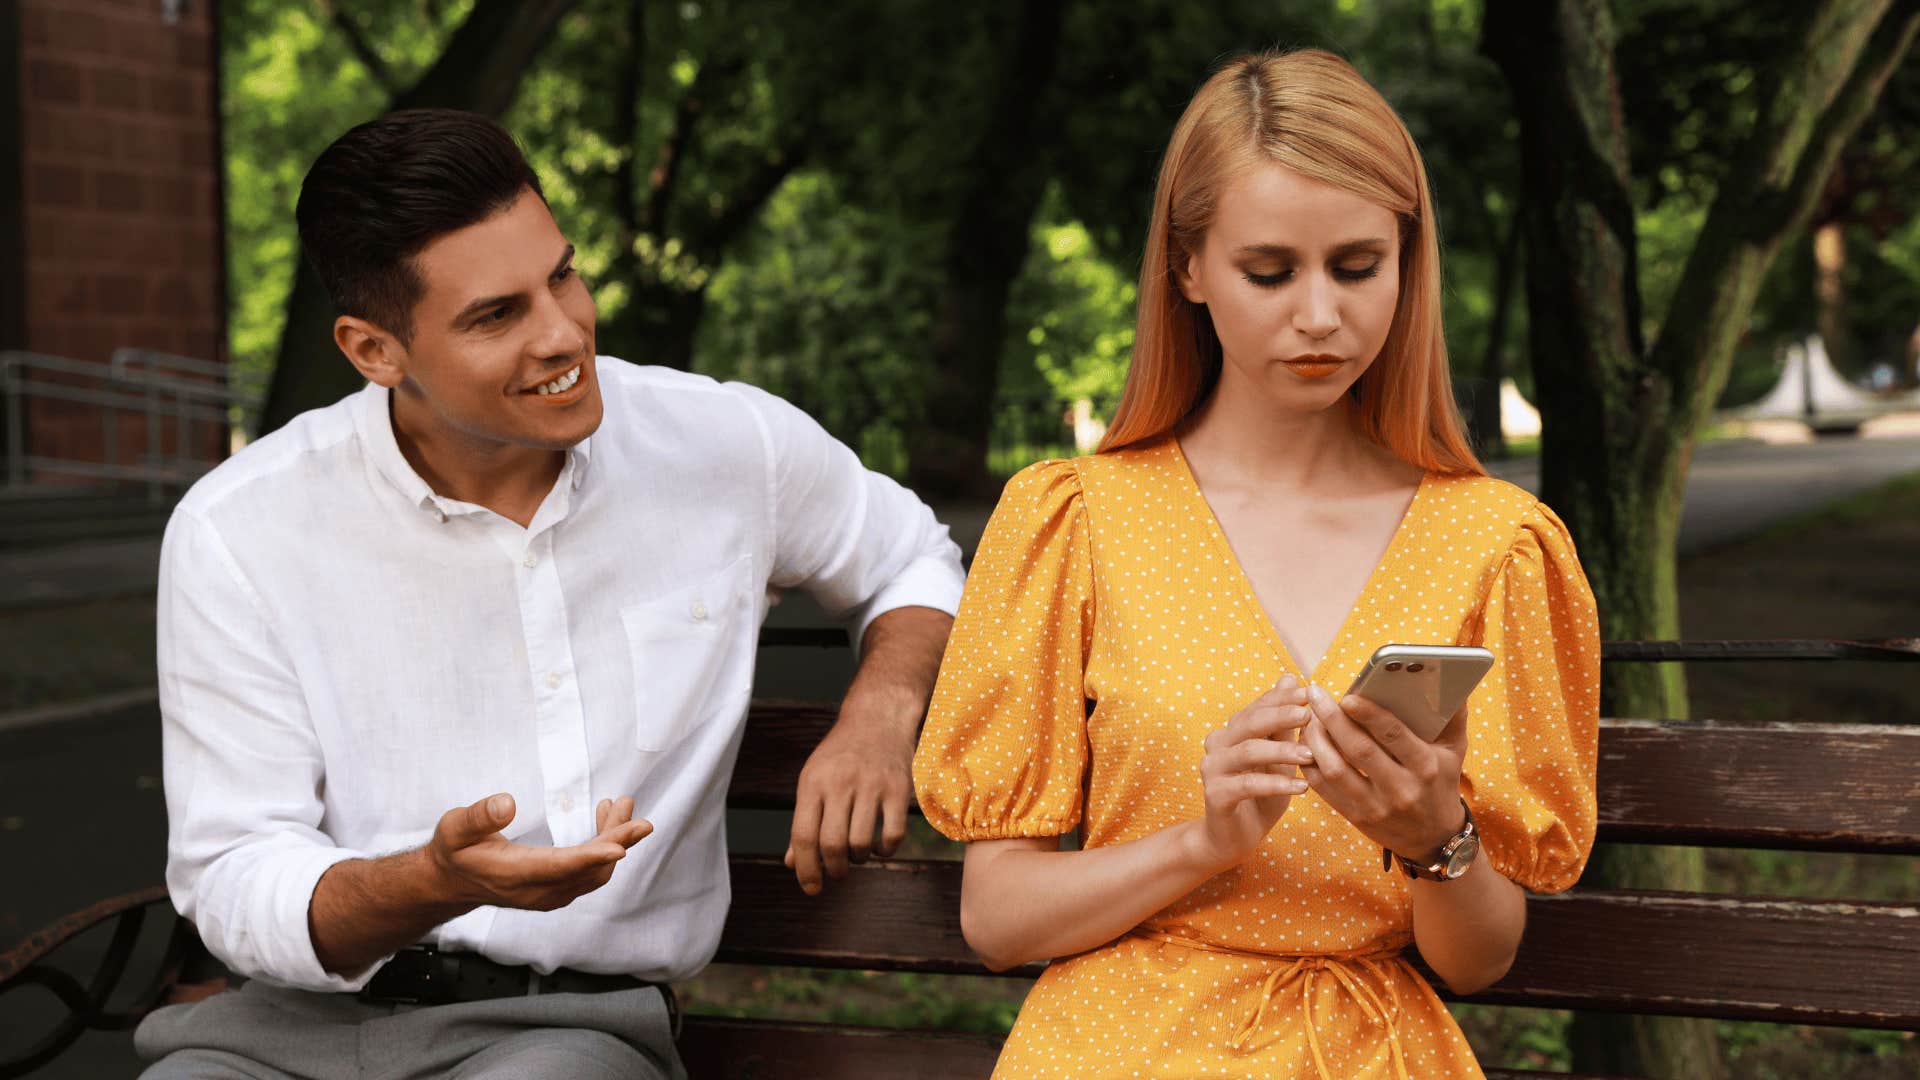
[1343,644,1495,742]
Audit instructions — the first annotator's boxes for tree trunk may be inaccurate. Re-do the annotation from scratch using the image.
[906,0,1065,499]
[609,280,709,373]
[1483,0,1917,1074]
[1471,202,1522,457]
[1812,221,1850,374]
[258,0,577,434]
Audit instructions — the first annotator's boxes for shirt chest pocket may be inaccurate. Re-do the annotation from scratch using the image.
[620,554,756,752]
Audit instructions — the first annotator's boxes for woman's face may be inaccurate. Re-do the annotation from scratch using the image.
[1177,161,1402,414]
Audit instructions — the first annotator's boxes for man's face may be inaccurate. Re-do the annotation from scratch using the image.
[391,187,601,452]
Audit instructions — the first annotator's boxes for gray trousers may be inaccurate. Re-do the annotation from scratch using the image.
[134,979,685,1080]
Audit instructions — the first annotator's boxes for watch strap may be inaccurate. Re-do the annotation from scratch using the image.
[1382,797,1475,880]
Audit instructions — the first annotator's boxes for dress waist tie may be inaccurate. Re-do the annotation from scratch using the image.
[1131,931,1410,1080]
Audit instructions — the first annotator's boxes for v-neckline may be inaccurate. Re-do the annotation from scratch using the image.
[1166,435,1432,688]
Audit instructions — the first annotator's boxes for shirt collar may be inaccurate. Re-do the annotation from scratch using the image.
[567,429,593,490]
[353,382,594,518]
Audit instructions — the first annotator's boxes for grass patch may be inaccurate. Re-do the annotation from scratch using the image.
[678,965,1028,1035]
[1746,468,1920,541]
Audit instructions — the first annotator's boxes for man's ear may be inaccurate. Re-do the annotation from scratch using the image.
[333,315,407,388]
[1173,246,1206,305]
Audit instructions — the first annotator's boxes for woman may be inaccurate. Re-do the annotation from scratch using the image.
[912,49,1599,1078]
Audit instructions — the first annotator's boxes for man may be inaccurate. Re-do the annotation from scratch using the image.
[135,109,963,1079]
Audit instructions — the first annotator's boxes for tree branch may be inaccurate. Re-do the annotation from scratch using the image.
[613,0,645,245]
[392,0,577,116]
[694,142,804,258]
[644,53,745,236]
[320,0,399,96]
[1652,0,1919,422]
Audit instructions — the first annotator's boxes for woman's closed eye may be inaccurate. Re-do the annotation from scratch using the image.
[1241,262,1382,288]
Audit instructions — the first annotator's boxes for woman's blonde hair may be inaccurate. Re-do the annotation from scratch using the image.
[1098,48,1483,475]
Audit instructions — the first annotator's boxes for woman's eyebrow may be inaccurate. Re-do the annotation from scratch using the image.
[1233,238,1391,258]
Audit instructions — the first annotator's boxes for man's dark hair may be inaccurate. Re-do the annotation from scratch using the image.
[296,108,545,345]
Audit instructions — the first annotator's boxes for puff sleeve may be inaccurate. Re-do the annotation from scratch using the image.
[912,459,1093,841]
[1461,500,1601,894]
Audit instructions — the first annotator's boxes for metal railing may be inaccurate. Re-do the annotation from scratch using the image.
[1,349,261,503]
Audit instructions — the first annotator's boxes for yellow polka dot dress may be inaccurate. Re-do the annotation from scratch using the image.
[913,435,1600,1079]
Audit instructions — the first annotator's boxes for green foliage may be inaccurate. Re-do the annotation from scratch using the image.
[1449,1005,1573,1071]
[694,170,944,479]
[220,0,458,416]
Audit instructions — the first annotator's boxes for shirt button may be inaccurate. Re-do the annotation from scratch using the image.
[523,553,538,568]
[558,794,575,812]
[690,600,709,622]
[546,672,562,689]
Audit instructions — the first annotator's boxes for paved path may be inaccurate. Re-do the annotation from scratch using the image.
[1486,428,1920,556]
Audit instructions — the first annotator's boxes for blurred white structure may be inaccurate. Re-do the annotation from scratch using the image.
[1500,378,1541,439]
[1739,335,1920,433]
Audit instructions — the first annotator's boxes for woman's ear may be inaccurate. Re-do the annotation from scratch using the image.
[1172,246,1207,305]
[333,315,406,388]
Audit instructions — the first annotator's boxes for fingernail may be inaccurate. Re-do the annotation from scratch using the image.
[1308,683,1328,705]
[488,794,511,818]
[1277,674,1297,689]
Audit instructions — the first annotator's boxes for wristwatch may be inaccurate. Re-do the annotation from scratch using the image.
[1382,797,1478,881]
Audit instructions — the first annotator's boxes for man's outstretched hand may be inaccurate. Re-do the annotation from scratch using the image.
[428,793,654,910]
[311,792,653,976]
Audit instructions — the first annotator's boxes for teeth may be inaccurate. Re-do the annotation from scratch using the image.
[535,365,580,396]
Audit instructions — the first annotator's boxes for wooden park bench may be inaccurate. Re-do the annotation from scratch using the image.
[4,637,1917,1079]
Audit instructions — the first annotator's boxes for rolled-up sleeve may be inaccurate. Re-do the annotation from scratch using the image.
[732,382,966,649]
[157,511,380,991]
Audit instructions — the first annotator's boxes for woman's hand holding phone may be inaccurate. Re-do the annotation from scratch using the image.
[1189,674,1316,873]
[1299,684,1470,864]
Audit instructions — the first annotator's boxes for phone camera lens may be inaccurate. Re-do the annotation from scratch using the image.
[1406,662,1424,673]
[1384,661,1402,671]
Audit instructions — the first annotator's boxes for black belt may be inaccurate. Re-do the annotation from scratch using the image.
[360,946,679,1032]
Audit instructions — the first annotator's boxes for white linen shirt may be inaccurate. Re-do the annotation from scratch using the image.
[156,357,965,992]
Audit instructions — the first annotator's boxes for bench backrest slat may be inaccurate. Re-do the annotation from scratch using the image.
[718,855,1920,1030]
[737,705,1920,854]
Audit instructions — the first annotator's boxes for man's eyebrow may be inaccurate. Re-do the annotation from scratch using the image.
[1233,238,1391,258]
[448,244,577,327]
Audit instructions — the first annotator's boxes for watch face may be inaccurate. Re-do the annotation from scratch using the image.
[1444,835,1480,879]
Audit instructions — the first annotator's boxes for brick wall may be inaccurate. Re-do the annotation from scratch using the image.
[8,0,224,484]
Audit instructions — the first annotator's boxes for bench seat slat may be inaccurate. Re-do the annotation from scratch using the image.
[736,705,1920,854]
[679,1017,1004,1080]
[676,1016,1618,1080]
[718,856,1920,1030]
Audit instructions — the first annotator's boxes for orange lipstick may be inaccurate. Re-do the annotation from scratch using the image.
[1282,354,1346,379]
